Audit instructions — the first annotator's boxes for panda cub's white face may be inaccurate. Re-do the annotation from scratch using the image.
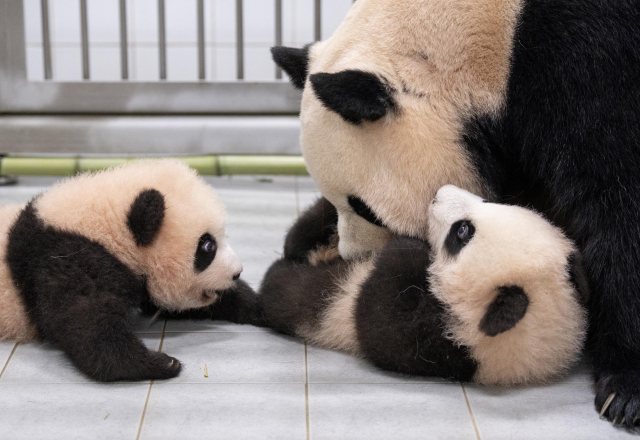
[427,185,586,385]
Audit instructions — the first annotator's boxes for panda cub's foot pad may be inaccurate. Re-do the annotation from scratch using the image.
[478,285,529,337]
[596,371,640,429]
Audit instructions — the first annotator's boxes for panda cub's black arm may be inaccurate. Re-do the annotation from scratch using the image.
[284,197,338,262]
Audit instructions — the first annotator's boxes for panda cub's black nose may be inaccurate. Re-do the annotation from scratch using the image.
[233,272,241,281]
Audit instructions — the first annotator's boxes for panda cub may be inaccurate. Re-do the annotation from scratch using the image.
[260,185,588,385]
[0,160,251,382]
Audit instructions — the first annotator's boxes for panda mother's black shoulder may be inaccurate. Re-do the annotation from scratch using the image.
[355,237,477,381]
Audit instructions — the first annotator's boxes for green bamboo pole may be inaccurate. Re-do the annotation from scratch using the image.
[0,155,308,177]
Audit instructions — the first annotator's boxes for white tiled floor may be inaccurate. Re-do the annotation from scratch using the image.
[0,175,636,439]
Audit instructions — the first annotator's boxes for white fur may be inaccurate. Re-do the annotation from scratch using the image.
[428,185,586,385]
[0,160,242,340]
[300,0,523,259]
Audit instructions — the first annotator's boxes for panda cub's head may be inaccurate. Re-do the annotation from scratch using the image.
[428,185,588,385]
[33,160,243,311]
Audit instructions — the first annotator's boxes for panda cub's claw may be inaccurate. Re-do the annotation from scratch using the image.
[596,371,640,430]
[147,352,182,380]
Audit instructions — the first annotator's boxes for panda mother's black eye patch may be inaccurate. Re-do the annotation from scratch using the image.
[347,196,385,227]
[444,220,475,257]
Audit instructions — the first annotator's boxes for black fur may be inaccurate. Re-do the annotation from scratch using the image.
[458,0,640,424]
[284,197,338,262]
[146,279,267,327]
[8,203,181,382]
[310,70,396,125]
[478,286,529,337]
[443,220,475,257]
[260,203,477,381]
[194,233,216,272]
[356,237,477,381]
[567,252,589,304]
[127,189,165,247]
[270,45,311,89]
[347,195,385,227]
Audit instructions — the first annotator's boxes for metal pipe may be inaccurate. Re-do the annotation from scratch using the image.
[158,0,167,80]
[197,0,205,80]
[314,0,321,41]
[80,0,90,80]
[119,0,129,80]
[275,0,282,79]
[236,0,244,80]
[0,156,308,177]
[40,0,52,80]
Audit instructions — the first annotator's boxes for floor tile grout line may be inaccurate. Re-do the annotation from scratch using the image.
[136,318,167,440]
[462,384,481,440]
[305,341,310,440]
[0,343,19,380]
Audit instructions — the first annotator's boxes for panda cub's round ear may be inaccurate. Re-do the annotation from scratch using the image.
[478,285,529,337]
[127,189,165,247]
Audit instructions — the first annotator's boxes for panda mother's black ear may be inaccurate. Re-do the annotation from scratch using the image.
[310,70,396,125]
[271,45,310,89]
[127,189,165,247]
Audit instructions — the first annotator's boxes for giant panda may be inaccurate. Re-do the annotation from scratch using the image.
[260,186,588,385]
[0,159,252,382]
[271,0,640,425]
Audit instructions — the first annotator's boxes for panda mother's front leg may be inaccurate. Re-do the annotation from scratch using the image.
[355,237,478,381]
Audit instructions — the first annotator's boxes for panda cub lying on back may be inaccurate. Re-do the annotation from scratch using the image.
[0,160,253,382]
[260,185,588,385]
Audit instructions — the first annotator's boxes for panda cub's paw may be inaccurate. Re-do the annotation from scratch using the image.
[146,352,182,380]
[596,370,640,429]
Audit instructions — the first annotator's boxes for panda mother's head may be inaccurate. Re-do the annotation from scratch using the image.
[272,0,522,259]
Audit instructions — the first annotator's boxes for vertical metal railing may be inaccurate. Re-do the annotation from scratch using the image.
[158,0,167,80]
[236,0,244,80]
[35,0,331,82]
[40,0,52,80]
[119,0,129,80]
[275,0,282,79]
[79,0,90,80]
[197,0,206,80]
[314,0,322,41]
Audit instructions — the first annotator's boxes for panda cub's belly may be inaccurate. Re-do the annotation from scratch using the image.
[0,204,37,342]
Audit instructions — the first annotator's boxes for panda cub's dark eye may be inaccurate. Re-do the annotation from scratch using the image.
[195,233,217,272]
[444,220,475,257]
[458,223,469,239]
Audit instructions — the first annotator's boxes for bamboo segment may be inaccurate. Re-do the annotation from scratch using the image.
[1,156,308,177]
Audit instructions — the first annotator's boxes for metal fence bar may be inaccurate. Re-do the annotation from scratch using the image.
[79,0,90,80]
[275,0,282,79]
[119,0,129,80]
[314,0,321,41]
[158,0,167,80]
[197,0,205,80]
[236,0,244,80]
[40,0,52,80]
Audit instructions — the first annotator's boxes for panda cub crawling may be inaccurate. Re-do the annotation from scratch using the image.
[261,185,588,385]
[0,160,251,382]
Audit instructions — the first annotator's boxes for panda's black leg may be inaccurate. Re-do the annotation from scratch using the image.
[42,291,181,382]
[283,197,338,262]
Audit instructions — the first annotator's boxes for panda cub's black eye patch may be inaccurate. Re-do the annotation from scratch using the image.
[194,233,217,272]
[347,196,385,227]
[444,220,475,257]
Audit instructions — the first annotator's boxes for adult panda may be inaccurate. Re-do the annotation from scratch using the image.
[271,0,640,426]
[260,186,588,385]
[0,160,253,382]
